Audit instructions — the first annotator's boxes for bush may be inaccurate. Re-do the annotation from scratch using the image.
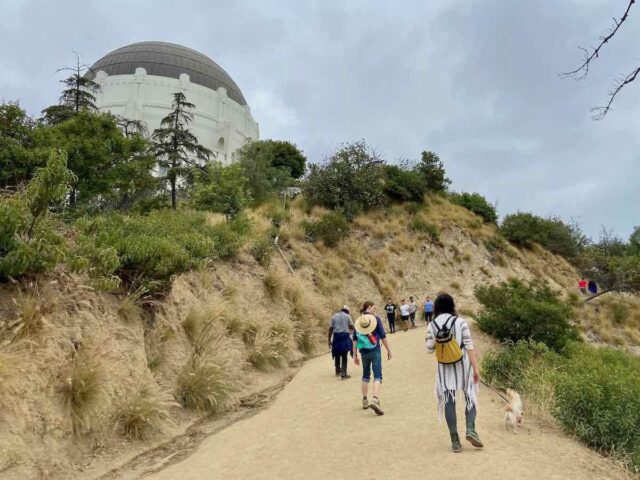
[303,141,385,218]
[410,217,439,241]
[235,140,306,202]
[475,278,579,351]
[250,234,276,267]
[484,235,509,254]
[189,162,251,219]
[0,150,74,280]
[382,163,427,203]
[553,345,640,470]
[450,192,497,224]
[73,210,245,292]
[501,213,586,260]
[301,212,350,247]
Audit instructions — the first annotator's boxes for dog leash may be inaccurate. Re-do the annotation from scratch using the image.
[479,379,510,403]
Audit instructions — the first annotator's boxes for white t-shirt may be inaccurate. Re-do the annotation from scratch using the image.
[400,304,410,317]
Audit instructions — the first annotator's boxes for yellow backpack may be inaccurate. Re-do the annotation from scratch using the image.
[433,315,464,364]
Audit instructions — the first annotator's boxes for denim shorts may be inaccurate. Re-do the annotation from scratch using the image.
[361,348,382,383]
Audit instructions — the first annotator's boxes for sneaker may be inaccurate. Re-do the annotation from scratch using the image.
[341,374,351,380]
[465,430,484,448]
[369,397,384,415]
[362,398,369,410]
[335,369,341,377]
[451,433,462,453]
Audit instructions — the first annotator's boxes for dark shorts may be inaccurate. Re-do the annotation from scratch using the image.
[401,315,409,322]
[360,348,382,383]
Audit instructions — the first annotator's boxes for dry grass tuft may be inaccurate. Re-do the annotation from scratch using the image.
[2,287,53,341]
[114,386,176,440]
[176,323,244,412]
[57,352,105,434]
[117,290,145,323]
[247,321,293,371]
[263,267,285,300]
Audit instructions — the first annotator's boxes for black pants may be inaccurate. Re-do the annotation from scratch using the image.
[409,312,416,326]
[425,312,433,323]
[334,351,348,375]
[387,314,396,333]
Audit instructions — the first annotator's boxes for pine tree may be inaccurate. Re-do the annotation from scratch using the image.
[41,52,101,125]
[152,92,212,209]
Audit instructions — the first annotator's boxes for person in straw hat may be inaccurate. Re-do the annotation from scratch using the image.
[353,301,392,415]
[328,305,354,379]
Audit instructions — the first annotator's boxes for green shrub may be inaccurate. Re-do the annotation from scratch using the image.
[73,210,244,292]
[301,212,350,247]
[484,235,509,255]
[450,192,497,223]
[250,234,276,267]
[553,345,640,470]
[268,207,290,229]
[382,163,427,203]
[475,278,579,351]
[189,162,251,219]
[0,150,73,280]
[609,302,630,325]
[410,217,439,241]
[501,213,586,260]
[303,141,386,218]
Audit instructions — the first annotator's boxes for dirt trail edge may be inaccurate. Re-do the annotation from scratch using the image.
[145,327,627,480]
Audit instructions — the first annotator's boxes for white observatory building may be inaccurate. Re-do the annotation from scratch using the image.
[89,41,259,162]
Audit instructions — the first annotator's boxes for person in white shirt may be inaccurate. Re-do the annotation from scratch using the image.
[399,299,410,332]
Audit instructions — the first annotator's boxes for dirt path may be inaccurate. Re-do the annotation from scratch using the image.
[148,327,627,480]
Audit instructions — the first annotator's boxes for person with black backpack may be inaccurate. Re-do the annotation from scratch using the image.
[425,293,483,453]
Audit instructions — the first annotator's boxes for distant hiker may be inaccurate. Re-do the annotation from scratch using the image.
[399,299,410,332]
[353,301,392,415]
[408,296,418,328]
[328,305,354,379]
[384,298,397,333]
[425,293,483,453]
[578,278,587,295]
[588,280,597,296]
[424,297,434,324]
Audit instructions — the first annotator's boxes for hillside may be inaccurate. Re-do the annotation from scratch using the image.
[0,196,635,479]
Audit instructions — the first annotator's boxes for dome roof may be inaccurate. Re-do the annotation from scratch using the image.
[89,41,247,105]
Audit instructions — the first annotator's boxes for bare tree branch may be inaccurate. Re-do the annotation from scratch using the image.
[560,0,636,80]
[591,64,640,119]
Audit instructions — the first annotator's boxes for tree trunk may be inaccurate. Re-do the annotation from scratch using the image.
[70,188,76,206]
[170,173,176,209]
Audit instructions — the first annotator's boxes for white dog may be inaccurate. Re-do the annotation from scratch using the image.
[504,388,525,434]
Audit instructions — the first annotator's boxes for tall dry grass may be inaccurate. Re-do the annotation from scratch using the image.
[114,385,176,440]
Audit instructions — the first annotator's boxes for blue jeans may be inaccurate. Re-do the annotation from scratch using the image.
[360,348,382,383]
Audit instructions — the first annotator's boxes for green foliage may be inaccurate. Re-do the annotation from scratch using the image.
[475,278,579,351]
[268,207,290,229]
[235,140,306,203]
[250,234,276,267]
[629,226,640,255]
[0,150,74,280]
[482,339,560,392]
[0,102,48,189]
[37,111,156,208]
[501,212,586,259]
[382,163,427,203]
[553,345,640,470]
[73,210,245,292]
[410,217,439,241]
[190,162,251,219]
[450,192,497,223]
[484,235,510,254]
[580,229,640,293]
[416,150,450,192]
[152,92,212,209]
[301,212,350,247]
[303,141,385,218]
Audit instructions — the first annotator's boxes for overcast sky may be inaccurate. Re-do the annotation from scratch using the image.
[1,0,638,239]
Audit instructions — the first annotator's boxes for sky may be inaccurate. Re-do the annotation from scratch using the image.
[1,0,638,239]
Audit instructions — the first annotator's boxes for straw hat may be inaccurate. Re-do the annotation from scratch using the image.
[354,314,377,334]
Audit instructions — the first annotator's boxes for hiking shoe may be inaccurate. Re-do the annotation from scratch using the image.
[465,430,484,448]
[451,433,462,453]
[362,398,369,410]
[369,397,384,416]
[335,369,341,376]
[341,374,351,380]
